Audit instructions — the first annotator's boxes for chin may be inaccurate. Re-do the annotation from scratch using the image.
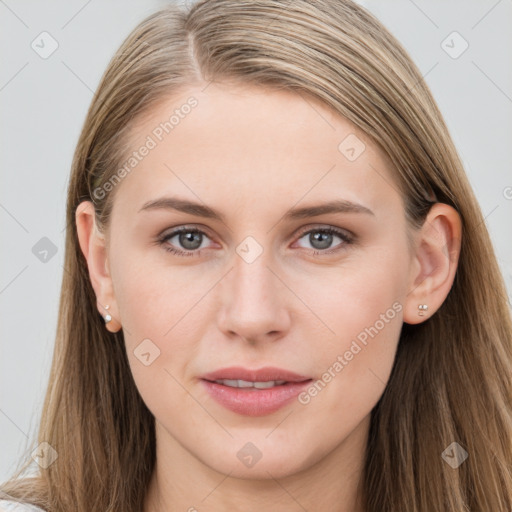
[199,439,321,480]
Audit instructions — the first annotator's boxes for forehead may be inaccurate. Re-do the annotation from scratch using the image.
[111,82,402,219]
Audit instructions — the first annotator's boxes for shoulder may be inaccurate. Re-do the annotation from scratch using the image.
[0,500,45,512]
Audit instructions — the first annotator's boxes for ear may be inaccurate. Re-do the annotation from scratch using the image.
[403,203,462,325]
[75,201,122,333]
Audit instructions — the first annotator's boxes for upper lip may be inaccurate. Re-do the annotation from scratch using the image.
[201,366,312,383]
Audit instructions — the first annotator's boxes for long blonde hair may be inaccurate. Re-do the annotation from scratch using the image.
[2,1,511,510]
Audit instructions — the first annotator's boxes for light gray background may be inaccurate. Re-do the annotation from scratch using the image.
[1,0,511,482]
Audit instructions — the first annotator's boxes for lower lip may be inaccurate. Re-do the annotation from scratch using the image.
[201,379,312,416]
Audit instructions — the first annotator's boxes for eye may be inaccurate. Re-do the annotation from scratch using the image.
[157,227,213,256]
[294,226,353,254]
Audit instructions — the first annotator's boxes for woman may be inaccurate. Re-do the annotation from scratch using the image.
[1,0,511,510]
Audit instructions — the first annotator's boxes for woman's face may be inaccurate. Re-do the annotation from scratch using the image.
[105,82,415,479]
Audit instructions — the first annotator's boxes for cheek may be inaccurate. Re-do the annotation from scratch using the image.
[112,262,209,421]
[300,244,407,342]
[294,243,407,405]
[109,247,218,390]
[301,277,403,389]
[111,240,215,337]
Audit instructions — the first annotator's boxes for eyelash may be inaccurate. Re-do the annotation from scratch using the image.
[155,225,354,258]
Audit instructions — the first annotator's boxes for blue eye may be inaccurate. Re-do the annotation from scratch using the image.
[156,226,353,257]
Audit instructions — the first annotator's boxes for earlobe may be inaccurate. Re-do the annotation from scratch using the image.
[403,203,462,325]
[75,201,122,333]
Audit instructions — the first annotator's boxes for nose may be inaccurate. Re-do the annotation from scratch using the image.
[216,248,291,345]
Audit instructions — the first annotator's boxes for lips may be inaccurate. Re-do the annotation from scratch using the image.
[201,366,311,383]
[200,366,313,416]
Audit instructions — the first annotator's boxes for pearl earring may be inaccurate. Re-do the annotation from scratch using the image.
[418,304,428,316]
[102,304,112,324]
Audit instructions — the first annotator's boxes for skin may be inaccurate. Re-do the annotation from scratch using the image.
[76,82,461,511]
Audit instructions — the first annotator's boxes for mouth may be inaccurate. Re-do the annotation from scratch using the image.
[201,365,312,384]
[200,367,313,416]
[206,378,294,389]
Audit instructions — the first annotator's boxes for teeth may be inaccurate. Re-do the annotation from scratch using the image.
[215,379,287,389]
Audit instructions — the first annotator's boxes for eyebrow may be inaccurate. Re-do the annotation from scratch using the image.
[138,196,374,221]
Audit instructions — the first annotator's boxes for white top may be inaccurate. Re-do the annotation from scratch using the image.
[0,500,45,512]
